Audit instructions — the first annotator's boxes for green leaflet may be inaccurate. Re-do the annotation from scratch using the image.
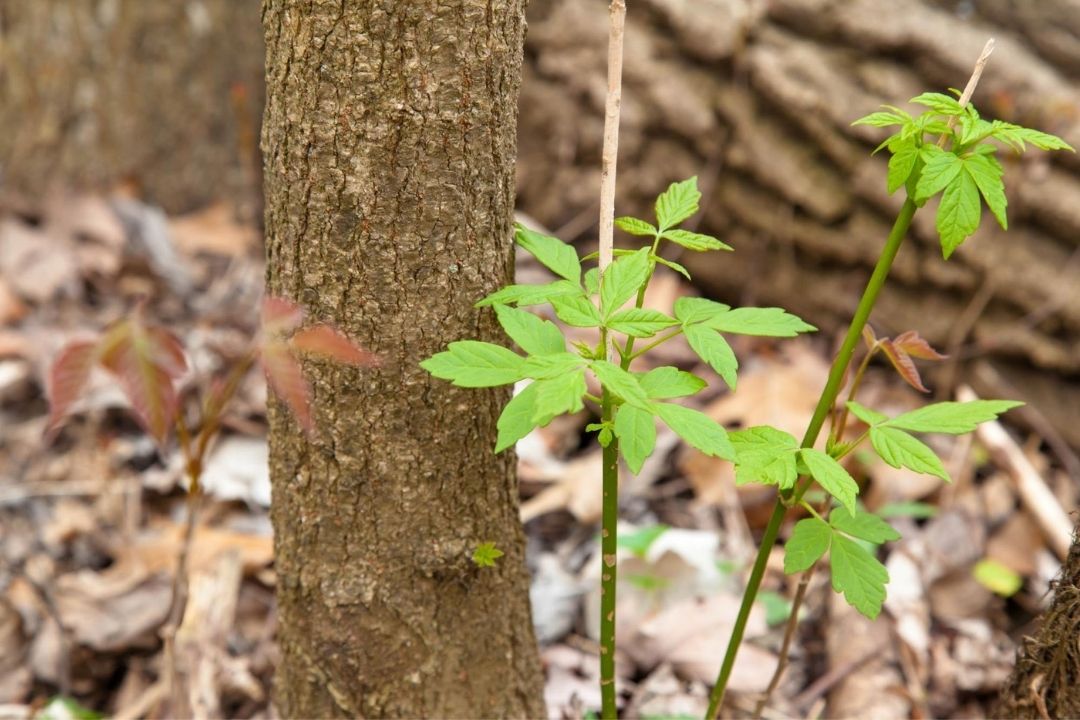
[910,91,964,116]
[784,518,832,574]
[618,524,669,557]
[673,296,731,326]
[653,255,692,281]
[936,167,981,258]
[730,426,799,489]
[600,248,651,318]
[915,146,963,202]
[495,381,541,452]
[420,340,524,387]
[830,534,889,619]
[991,121,1074,153]
[606,308,679,338]
[963,153,1007,229]
[704,307,817,337]
[887,136,919,194]
[829,508,901,544]
[614,404,657,474]
[475,279,580,308]
[799,448,858,516]
[494,304,565,356]
[684,324,738,389]
[549,293,602,328]
[514,224,581,283]
[615,216,658,237]
[655,176,701,229]
[653,402,734,460]
[472,542,504,567]
[886,399,1023,434]
[589,360,652,410]
[845,400,888,426]
[852,110,910,128]
[870,426,950,481]
[531,370,586,424]
[637,366,706,399]
[520,352,584,380]
[661,229,732,252]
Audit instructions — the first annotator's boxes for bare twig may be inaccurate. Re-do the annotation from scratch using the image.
[597,0,625,279]
[753,564,816,719]
[958,385,1072,558]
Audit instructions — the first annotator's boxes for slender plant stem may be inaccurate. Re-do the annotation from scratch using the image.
[599,383,620,719]
[627,326,683,361]
[753,561,818,720]
[597,0,626,275]
[704,196,918,719]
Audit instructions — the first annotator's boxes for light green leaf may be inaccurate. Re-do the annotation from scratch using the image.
[475,280,580,308]
[600,248,651,317]
[915,146,963,201]
[495,381,540,452]
[757,591,794,626]
[684,324,738,389]
[829,507,901,544]
[531,370,586,424]
[607,308,680,338]
[472,542,504,568]
[661,229,733,252]
[589,360,652,409]
[731,426,799,489]
[653,255,692,281]
[674,296,731,326]
[614,404,657,473]
[421,341,524,387]
[870,426,950,481]
[887,137,919,194]
[615,216,658,237]
[514,224,581,283]
[876,501,938,519]
[830,534,889,619]
[886,399,1023,434]
[936,169,982,258]
[655,176,701,229]
[618,524,669,558]
[520,352,584,380]
[910,91,964,116]
[549,293,602,327]
[705,307,817,337]
[846,401,888,427]
[991,121,1074,152]
[653,402,734,460]
[584,268,600,296]
[852,110,910,128]
[638,366,706,399]
[784,517,832,574]
[799,448,858,516]
[973,558,1023,596]
[963,154,1007,230]
[494,304,565,356]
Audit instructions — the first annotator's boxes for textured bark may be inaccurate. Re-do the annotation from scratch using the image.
[997,522,1080,718]
[262,1,544,717]
[517,0,1080,444]
[0,0,264,215]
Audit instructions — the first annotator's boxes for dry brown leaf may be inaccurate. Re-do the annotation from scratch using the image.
[521,450,603,523]
[0,219,79,303]
[169,202,258,258]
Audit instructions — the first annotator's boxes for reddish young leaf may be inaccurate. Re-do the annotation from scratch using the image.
[261,338,313,432]
[98,316,187,445]
[289,325,377,366]
[892,330,947,360]
[879,339,930,393]
[861,325,878,351]
[45,340,99,437]
[261,296,303,336]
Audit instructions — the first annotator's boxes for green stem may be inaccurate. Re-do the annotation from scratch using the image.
[599,386,619,719]
[627,327,683,361]
[704,196,918,720]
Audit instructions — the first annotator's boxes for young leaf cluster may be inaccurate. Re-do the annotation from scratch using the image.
[854,93,1073,257]
[421,177,817,475]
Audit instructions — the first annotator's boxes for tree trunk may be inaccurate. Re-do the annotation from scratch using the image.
[261,2,544,717]
[997,523,1080,718]
[0,0,264,215]
[517,0,1080,445]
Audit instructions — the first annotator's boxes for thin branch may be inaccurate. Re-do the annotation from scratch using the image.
[597,0,626,280]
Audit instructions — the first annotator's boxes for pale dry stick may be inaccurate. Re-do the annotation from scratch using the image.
[748,40,996,719]
[596,4,626,717]
[958,384,1072,558]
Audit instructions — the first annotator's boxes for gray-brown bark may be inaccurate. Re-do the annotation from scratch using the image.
[0,0,264,215]
[261,1,544,717]
[997,522,1080,718]
[516,0,1080,444]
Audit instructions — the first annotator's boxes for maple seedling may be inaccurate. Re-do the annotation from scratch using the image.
[45,295,374,714]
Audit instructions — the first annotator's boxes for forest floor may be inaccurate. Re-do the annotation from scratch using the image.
[0,192,1073,719]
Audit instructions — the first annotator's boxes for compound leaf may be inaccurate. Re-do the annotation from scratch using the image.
[731,426,799,489]
[915,146,963,201]
[886,399,1023,434]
